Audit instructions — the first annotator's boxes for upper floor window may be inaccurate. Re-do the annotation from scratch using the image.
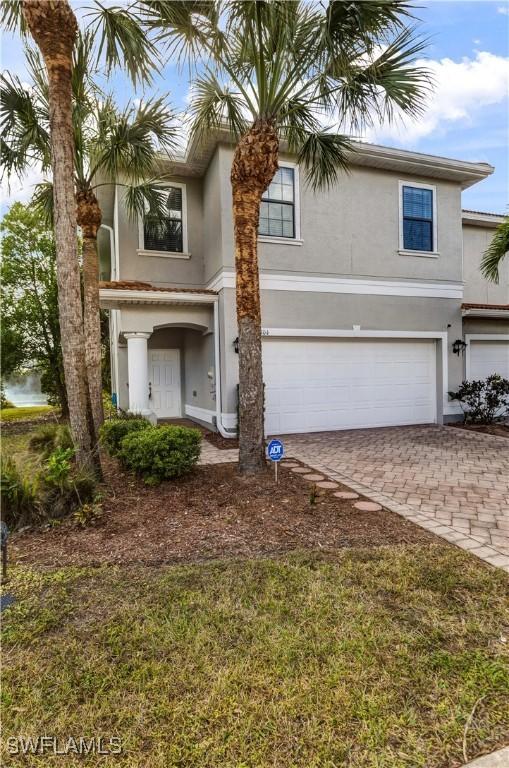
[401,183,435,253]
[259,167,295,239]
[141,184,187,254]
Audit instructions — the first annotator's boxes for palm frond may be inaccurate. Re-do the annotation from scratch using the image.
[0,71,51,176]
[480,217,509,284]
[329,26,432,131]
[31,181,54,227]
[89,96,178,185]
[297,132,353,191]
[86,1,160,85]
[139,0,217,66]
[1,0,27,33]
[188,72,249,143]
[123,181,169,227]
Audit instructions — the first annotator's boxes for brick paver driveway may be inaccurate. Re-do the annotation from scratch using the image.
[284,425,509,568]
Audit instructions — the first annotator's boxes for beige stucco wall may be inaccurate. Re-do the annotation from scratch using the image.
[116,177,205,288]
[215,145,463,283]
[114,143,465,287]
[462,223,509,305]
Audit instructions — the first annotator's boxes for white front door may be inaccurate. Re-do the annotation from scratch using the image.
[263,338,437,435]
[148,349,181,418]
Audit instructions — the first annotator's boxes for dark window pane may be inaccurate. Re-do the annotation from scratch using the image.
[144,186,183,252]
[403,186,432,220]
[260,168,295,238]
[403,218,432,251]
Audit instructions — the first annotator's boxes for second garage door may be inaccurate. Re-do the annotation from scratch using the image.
[468,340,509,380]
[263,337,437,435]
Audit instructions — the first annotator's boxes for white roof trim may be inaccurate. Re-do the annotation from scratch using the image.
[462,308,509,318]
[99,288,217,307]
[462,210,506,227]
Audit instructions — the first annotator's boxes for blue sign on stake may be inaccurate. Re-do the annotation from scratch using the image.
[267,439,284,462]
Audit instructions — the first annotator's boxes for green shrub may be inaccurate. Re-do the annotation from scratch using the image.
[1,449,96,530]
[118,425,201,484]
[99,417,150,456]
[38,460,96,521]
[29,423,73,458]
[0,456,39,529]
[449,374,509,424]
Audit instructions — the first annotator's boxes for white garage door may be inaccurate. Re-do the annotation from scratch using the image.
[263,338,437,435]
[469,340,509,380]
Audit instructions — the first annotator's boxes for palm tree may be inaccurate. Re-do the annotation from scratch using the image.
[2,0,160,467]
[144,0,431,473]
[1,35,178,434]
[15,0,92,467]
[481,217,509,283]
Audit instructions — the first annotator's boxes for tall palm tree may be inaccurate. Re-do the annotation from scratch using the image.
[16,0,92,467]
[481,217,509,284]
[144,0,431,473]
[1,36,178,434]
[2,0,160,467]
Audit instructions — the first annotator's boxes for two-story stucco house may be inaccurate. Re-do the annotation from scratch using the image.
[97,132,509,437]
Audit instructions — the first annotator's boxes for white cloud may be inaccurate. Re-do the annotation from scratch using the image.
[363,51,509,147]
[497,5,509,15]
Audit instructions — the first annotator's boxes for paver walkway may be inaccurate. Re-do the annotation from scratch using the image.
[284,425,509,571]
[199,425,509,572]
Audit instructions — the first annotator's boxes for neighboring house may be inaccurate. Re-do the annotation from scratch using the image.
[97,133,509,436]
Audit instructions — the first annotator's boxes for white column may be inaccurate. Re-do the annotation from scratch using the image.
[125,332,152,418]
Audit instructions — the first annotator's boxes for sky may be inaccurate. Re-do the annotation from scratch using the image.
[1,0,508,213]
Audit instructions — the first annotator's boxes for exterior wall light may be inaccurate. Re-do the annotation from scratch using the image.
[233,337,239,354]
[452,339,467,356]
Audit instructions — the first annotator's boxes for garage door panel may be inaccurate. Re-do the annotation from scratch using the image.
[263,338,436,435]
[470,341,509,380]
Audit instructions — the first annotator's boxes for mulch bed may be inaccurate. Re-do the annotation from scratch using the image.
[10,457,437,568]
[450,423,509,439]
[204,431,239,449]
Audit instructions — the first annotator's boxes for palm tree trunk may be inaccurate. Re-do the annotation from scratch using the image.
[22,0,92,467]
[77,190,104,435]
[231,120,279,474]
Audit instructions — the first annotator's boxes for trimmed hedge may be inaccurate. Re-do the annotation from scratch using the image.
[99,418,151,456]
[118,425,202,484]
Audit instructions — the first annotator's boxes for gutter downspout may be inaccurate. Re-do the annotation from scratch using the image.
[213,299,231,438]
[99,222,120,407]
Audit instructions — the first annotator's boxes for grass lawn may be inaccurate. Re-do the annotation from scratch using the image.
[0,405,57,422]
[2,547,509,767]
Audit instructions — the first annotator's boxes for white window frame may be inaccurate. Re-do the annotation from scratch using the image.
[258,161,302,246]
[398,180,439,258]
[137,181,190,259]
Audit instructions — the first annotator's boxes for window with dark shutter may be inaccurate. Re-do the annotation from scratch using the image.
[402,185,433,252]
[259,167,295,238]
[144,186,183,252]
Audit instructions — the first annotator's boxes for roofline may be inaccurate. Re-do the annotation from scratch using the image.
[462,210,506,227]
[462,308,509,318]
[164,129,494,188]
[99,288,218,307]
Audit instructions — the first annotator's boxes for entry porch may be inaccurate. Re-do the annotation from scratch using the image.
[99,281,226,430]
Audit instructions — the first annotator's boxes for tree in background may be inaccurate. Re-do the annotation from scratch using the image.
[1,203,67,414]
[1,32,177,435]
[145,0,431,472]
[481,216,509,284]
